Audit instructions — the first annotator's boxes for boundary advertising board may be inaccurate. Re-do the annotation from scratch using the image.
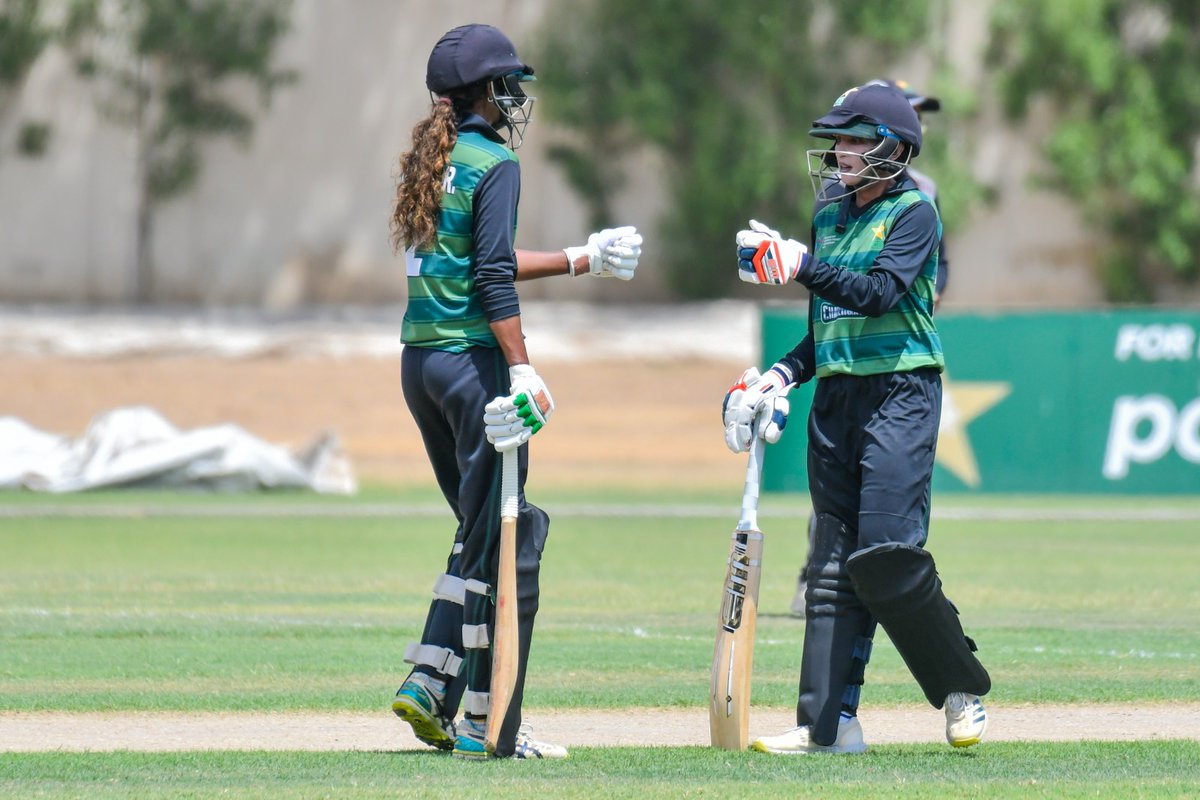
[761,308,1200,495]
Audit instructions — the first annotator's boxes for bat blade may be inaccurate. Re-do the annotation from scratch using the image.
[485,449,520,754]
[709,525,764,750]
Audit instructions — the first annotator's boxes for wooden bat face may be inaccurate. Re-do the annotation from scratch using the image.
[709,526,764,750]
[486,451,520,755]
[485,513,519,754]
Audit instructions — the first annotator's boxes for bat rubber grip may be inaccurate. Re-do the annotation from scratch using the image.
[501,449,518,519]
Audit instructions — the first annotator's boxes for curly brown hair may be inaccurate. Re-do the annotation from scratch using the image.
[390,101,458,252]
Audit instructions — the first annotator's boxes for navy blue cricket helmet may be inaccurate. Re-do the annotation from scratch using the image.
[809,82,923,156]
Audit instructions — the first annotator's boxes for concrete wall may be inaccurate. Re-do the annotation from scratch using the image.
[0,1,1186,308]
[0,0,663,305]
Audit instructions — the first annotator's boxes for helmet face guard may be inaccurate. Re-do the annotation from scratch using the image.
[806,135,912,203]
[489,71,535,150]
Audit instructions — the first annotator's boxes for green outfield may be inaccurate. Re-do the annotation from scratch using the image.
[2,489,1198,797]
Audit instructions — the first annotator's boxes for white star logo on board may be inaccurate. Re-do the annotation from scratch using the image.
[937,374,1011,488]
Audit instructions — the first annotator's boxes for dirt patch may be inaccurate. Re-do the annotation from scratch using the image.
[1,705,1195,752]
[0,354,747,491]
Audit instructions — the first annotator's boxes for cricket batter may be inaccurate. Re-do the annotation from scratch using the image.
[790,77,949,618]
[723,82,990,754]
[388,23,642,760]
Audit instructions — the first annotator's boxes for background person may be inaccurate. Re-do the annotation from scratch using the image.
[723,82,990,754]
[388,23,642,761]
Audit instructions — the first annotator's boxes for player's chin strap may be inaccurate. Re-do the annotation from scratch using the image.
[836,194,853,233]
[738,433,766,531]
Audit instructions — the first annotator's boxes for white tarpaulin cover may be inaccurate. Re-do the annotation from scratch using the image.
[0,406,356,494]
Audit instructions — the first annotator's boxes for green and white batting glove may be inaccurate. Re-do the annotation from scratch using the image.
[484,364,556,453]
[565,226,643,280]
[722,363,793,453]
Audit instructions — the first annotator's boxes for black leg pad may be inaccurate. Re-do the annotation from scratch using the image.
[846,542,990,708]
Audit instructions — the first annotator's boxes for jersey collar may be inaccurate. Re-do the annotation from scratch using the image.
[457,112,506,144]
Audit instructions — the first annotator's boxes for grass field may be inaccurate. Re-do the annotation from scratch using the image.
[2,489,1199,797]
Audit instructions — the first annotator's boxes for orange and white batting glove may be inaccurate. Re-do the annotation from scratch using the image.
[484,364,556,453]
[736,219,810,286]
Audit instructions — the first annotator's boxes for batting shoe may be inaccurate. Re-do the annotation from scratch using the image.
[392,674,455,751]
[751,712,867,755]
[513,722,569,760]
[451,716,490,761]
[944,692,988,748]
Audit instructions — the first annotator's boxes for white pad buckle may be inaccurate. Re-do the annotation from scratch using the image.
[403,642,463,677]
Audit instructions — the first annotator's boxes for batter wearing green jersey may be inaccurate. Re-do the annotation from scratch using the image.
[722,83,990,754]
[389,24,642,761]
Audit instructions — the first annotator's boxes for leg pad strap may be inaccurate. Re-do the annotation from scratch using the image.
[461,623,490,649]
[432,573,466,605]
[404,642,463,677]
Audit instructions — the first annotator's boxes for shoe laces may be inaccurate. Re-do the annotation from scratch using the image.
[517,721,559,747]
[459,716,486,737]
[946,692,972,715]
[411,674,448,705]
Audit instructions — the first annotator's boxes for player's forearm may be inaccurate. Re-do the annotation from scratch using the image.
[802,262,905,317]
[515,249,571,281]
[777,333,816,385]
[489,315,530,367]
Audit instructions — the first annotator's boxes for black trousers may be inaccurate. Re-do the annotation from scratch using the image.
[401,345,549,756]
[797,368,941,743]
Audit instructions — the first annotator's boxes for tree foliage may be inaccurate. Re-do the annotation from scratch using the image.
[0,0,45,82]
[0,0,51,156]
[65,0,295,202]
[62,0,296,302]
[532,0,953,298]
[988,0,1200,301]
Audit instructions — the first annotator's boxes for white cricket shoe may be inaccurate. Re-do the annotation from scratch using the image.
[945,692,988,748]
[751,713,867,754]
[513,722,569,759]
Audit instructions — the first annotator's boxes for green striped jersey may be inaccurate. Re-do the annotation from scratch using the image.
[810,190,943,377]
[401,131,518,351]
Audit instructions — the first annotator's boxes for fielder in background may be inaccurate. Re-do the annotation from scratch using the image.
[874,79,950,308]
[723,82,990,754]
[790,77,948,618]
[388,23,642,761]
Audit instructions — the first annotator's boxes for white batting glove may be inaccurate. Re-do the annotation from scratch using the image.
[722,363,792,453]
[722,366,761,452]
[736,219,810,286]
[756,395,790,444]
[565,225,643,280]
[484,364,556,453]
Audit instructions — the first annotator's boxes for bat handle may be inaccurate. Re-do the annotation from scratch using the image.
[739,434,765,530]
[501,448,518,520]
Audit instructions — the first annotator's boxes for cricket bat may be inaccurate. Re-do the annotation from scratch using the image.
[485,447,520,754]
[709,433,766,750]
